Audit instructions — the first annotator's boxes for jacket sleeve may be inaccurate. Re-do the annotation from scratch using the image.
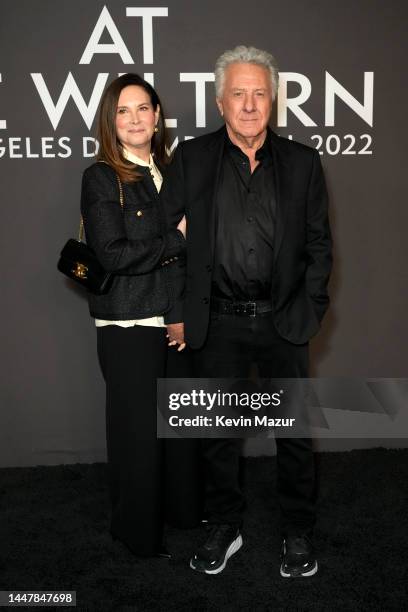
[163,257,186,324]
[305,150,333,323]
[160,145,187,324]
[80,163,185,276]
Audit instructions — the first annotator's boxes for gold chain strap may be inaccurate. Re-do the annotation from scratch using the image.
[78,217,85,242]
[78,168,124,242]
[116,173,124,207]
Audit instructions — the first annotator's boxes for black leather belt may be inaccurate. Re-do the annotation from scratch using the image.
[210,297,273,317]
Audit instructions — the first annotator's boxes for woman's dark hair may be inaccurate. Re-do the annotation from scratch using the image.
[96,73,168,183]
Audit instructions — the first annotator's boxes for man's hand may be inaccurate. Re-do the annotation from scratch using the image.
[166,322,186,352]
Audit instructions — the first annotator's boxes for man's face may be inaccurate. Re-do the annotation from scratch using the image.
[216,62,273,142]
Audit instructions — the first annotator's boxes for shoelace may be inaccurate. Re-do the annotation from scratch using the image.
[205,524,235,547]
[285,535,313,554]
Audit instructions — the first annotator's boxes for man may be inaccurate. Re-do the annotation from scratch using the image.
[162,45,332,577]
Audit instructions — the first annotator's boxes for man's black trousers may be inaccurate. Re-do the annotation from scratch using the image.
[192,310,316,535]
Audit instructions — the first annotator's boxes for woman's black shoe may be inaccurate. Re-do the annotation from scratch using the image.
[156,545,172,559]
[111,532,171,559]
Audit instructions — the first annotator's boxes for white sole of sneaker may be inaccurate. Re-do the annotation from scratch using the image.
[280,560,318,578]
[190,534,243,575]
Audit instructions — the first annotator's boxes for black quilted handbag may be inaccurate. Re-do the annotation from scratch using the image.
[57,172,123,295]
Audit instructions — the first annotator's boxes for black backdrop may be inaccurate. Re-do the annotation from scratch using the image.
[0,0,407,466]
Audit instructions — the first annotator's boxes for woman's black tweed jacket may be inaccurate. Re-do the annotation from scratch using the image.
[80,161,185,322]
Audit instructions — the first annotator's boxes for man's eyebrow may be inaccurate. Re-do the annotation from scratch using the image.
[230,87,267,91]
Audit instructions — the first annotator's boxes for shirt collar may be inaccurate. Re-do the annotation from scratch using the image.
[225,129,273,164]
[122,147,154,167]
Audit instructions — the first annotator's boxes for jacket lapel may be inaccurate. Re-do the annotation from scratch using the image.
[269,130,292,262]
[203,126,226,258]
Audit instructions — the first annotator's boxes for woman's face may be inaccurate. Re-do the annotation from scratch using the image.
[115,85,159,159]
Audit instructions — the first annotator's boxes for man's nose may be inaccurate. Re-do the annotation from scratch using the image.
[243,94,256,112]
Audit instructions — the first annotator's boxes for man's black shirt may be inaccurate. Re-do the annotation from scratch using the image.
[212,131,277,300]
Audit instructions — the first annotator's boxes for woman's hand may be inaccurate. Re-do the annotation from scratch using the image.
[177,215,187,238]
[166,322,186,352]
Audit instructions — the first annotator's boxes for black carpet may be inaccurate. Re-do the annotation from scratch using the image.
[1,449,407,611]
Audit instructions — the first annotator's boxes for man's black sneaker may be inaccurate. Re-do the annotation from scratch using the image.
[190,524,243,574]
[280,534,318,577]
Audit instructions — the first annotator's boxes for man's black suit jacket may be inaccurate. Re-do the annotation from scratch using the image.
[161,126,332,349]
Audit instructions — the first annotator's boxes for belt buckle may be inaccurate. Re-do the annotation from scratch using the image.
[248,301,256,317]
[233,302,245,316]
[233,301,257,316]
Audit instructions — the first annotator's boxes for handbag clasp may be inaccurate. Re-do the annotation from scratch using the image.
[72,262,88,279]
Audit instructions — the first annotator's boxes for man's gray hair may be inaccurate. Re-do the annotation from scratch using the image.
[214,45,279,100]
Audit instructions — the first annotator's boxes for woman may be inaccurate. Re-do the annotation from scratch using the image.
[81,73,199,557]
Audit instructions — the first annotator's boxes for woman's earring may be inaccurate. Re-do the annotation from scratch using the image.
[154,126,159,133]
